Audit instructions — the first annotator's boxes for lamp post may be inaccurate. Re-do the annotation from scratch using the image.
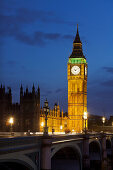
[9,117,14,134]
[43,99,49,135]
[60,125,62,134]
[102,117,105,131]
[41,122,44,127]
[41,122,44,132]
[83,112,87,135]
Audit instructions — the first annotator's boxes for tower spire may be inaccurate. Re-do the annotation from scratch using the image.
[73,24,81,44]
[69,24,85,58]
[77,24,78,32]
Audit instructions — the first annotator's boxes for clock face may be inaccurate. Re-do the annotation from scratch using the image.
[85,66,87,75]
[71,66,80,75]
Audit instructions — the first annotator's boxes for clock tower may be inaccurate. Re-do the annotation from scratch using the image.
[67,25,87,132]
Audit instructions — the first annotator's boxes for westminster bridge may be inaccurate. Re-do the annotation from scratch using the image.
[0,133,113,170]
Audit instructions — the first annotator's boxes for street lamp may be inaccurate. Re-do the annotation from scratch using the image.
[43,99,49,135]
[72,129,75,133]
[83,112,87,134]
[60,125,63,133]
[102,117,105,124]
[41,122,44,132]
[102,117,105,131]
[41,122,44,127]
[60,125,62,130]
[9,117,14,134]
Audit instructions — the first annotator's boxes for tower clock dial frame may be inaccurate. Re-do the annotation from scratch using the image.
[71,65,80,75]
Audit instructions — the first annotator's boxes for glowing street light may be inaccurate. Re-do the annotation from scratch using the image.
[83,112,87,134]
[41,122,44,127]
[60,125,63,130]
[9,117,14,133]
[102,117,105,124]
[41,122,44,133]
[102,117,105,131]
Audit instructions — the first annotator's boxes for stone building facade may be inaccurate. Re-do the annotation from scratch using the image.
[40,103,68,133]
[0,84,40,132]
[0,84,68,133]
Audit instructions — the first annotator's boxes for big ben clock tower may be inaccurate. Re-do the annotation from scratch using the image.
[67,25,87,132]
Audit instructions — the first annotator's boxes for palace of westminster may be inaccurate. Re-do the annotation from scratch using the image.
[0,26,112,133]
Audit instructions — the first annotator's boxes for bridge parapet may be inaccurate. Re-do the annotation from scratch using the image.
[0,133,113,170]
[0,136,42,155]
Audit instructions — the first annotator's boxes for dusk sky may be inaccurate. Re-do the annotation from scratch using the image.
[0,0,113,117]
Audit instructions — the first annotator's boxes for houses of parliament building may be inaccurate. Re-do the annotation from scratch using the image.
[0,26,87,133]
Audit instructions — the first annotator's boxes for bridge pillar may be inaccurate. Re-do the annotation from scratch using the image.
[82,134,90,170]
[111,139,113,169]
[101,133,107,170]
[41,136,52,170]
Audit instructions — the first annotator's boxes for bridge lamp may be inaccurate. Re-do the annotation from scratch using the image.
[41,122,44,133]
[60,125,63,133]
[60,125,63,130]
[83,112,87,134]
[43,99,49,135]
[41,122,44,127]
[9,117,14,133]
[102,117,105,124]
[102,117,105,130]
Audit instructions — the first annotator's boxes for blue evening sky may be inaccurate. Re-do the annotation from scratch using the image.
[0,0,113,117]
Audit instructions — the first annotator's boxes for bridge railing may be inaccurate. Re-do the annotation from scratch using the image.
[0,136,42,154]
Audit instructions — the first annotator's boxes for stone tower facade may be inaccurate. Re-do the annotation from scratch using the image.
[0,85,12,131]
[20,84,40,132]
[67,25,87,132]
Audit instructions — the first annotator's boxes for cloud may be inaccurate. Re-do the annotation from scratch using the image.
[16,8,75,26]
[7,60,17,66]
[16,8,55,24]
[14,31,62,46]
[63,35,73,40]
[1,27,73,46]
[102,67,113,73]
[15,31,45,46]
[44,33,61,40]
[0,13,73,46]
[101,79,113,87]
[55,88,63,93]
[0,5,75,46]
[1,0,76,25]
[41,89,53,96]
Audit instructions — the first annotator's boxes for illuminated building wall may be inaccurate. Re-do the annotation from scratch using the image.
[67,25,87,132]
[40,104,68,133]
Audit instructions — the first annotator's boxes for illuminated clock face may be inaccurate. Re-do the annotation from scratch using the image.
[85,66,87,75]
[71,66,80,75]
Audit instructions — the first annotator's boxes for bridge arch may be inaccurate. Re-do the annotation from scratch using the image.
[0,154,37,170]
[111,137,113,144]
[0,160,31,170]
[89,139,101,158]
[106,138,112,167]
[51,142,82,159]
[106,138,111,149]
[51,143,82,170]
[89,139,101,150]
[89,139,101,170]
